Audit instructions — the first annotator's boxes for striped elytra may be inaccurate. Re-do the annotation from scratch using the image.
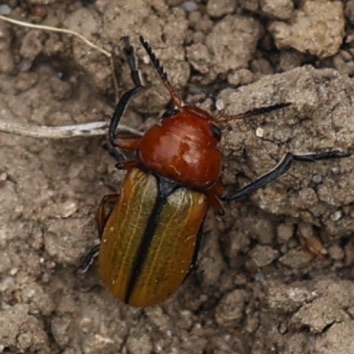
[98,168,208,307]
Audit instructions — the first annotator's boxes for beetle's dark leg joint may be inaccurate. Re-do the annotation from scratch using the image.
[109,37,145,149]
[103,142,127,162]
[77,244,100,273]
[222,149,350,201]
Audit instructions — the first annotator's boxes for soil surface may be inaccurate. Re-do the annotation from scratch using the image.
[0,1,354,353]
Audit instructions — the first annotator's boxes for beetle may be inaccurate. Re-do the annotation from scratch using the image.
[79,36,350,307]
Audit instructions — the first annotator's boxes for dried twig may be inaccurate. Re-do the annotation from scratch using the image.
[0,15,132,139]
[0,14,111,58]
[0,120,142,139]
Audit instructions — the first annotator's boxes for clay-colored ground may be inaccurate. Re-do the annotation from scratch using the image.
[0,1,353,353]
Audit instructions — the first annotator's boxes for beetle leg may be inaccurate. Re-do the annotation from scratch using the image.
[204,179,226,215]
[222,150,351,201]
[77,194,120,273]
[205,191,225,216]
[108,137,141,163]
[97,194,120,234]
[115,160,139,170]
[103,138,141,163]
[109,37,145,148]
[115,136,141,150]
[77,244,100,273]
[184,223,205,279]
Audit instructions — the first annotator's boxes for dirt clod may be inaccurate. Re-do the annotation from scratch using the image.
[269,0,345,58]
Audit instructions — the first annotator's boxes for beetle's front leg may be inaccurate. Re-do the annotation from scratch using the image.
[109,37,145,150]
[77,194,120,273]
[222,150,351,201]
[103,136,142,163]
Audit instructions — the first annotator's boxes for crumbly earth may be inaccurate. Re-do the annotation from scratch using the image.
[0,1,353,353]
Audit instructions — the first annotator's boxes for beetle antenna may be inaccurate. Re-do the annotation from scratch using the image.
[216,102,291,123]
[139,36,183,108]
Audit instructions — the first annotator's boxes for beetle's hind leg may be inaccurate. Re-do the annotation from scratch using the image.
[77,194,120,273]
[97,194,120,234]
[77,244,100,273]
[222,150,351,201]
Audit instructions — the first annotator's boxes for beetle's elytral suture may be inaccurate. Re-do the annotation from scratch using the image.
[139,36,183,108]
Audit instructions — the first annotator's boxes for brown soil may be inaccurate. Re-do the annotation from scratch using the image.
[0,1,353,353]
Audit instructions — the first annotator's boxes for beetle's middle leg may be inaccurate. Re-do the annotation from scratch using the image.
[222,150,351,201]
[97,194,120,234]
[77,194,119,273]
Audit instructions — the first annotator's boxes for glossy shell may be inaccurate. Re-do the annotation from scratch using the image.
[98,168,208,307]
[137,105,222,190]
